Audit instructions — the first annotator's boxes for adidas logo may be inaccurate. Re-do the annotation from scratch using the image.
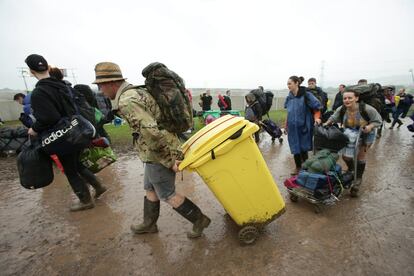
[42,119,79,146]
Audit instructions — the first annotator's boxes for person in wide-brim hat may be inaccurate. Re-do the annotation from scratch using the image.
[93,62,127,84]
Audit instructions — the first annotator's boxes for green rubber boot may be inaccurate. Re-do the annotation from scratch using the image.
[131,197,160,234]
[174,198,211,239]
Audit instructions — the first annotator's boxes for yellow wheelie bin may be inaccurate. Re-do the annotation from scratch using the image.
[179,115,285,244]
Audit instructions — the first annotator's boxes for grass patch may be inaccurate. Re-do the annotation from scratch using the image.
[104,123,134,145]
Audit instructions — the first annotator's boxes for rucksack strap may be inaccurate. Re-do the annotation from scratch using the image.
[339,105,346,123]
[65,86,80,115]
[339,103,371,124]
[359,102,371,122]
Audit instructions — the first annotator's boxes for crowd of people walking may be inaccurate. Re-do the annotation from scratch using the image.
[10,53,414,240]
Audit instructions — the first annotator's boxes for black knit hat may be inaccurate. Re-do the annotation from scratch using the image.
[25,54,48,72]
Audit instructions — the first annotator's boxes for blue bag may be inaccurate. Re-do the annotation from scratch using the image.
[297,164,342,191]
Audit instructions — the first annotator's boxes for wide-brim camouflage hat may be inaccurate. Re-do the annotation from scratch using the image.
[93,62,126,84]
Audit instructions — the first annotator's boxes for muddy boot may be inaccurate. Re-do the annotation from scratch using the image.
[70,191,95,212]
[350,161,366,198]
[174,198,211,239]
[344,158,354,173]
[131,197,160,234]
[80,168,108,199]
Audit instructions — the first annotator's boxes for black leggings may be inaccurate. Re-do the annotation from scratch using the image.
[293,152,309,169]
[57,151,91,201]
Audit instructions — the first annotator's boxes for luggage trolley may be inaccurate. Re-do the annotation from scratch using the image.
[284,126,359,213]
[259,119,283,144]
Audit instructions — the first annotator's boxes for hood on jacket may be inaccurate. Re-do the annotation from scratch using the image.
[288,86,307,99]
[36,77,69,91]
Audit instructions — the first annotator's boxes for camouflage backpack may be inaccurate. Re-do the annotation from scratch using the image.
[142,62,193,134]
[306,88,327,111]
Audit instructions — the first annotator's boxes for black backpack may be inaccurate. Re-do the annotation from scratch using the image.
[69,87,97,126]
[249,89,273,115]
[37,85,97,127]
[264,91,274,114]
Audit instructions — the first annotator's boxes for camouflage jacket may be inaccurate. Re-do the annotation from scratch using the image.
[112,82,183,168]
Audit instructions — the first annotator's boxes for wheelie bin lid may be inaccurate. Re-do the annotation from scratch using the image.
[179,115,253,170]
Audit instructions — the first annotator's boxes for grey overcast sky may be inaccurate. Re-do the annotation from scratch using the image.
[0,0,413,91]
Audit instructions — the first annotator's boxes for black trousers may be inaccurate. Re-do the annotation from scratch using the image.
[57,150,91,201]
[293,152,309,169]
[391,109,403,128]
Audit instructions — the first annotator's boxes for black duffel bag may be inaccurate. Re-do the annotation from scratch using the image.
[17,143,54,189]
[314,125,349,152]
[39,115,96,155]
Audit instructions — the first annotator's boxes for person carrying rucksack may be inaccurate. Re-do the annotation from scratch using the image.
[245,93,263,143]
[49,67,98,124]
[73,84,111,141]
[26,54,107,212]
[285,76,322,175]
[325,89,382,197]
[307,78,328,114]
[93,62,210,239]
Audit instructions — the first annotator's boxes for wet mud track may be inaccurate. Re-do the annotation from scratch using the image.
[0,124,413,275]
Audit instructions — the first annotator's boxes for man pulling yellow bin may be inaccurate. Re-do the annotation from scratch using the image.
[179,115,285,244]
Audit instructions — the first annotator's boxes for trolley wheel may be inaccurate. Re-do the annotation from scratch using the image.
[314,205,323,214]
[289,193,299,202]
[238,226,260,245]
[279,138,283,144]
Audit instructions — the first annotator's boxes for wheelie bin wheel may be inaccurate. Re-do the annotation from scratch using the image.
[238,226,259,245]
[289,193,299,202]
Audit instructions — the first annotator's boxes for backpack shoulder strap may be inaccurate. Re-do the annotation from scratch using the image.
[122,84,145,92]
[359,102,371,122]
[339,105,346,122]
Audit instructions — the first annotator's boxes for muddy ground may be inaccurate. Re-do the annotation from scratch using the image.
[0,124,413,276]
